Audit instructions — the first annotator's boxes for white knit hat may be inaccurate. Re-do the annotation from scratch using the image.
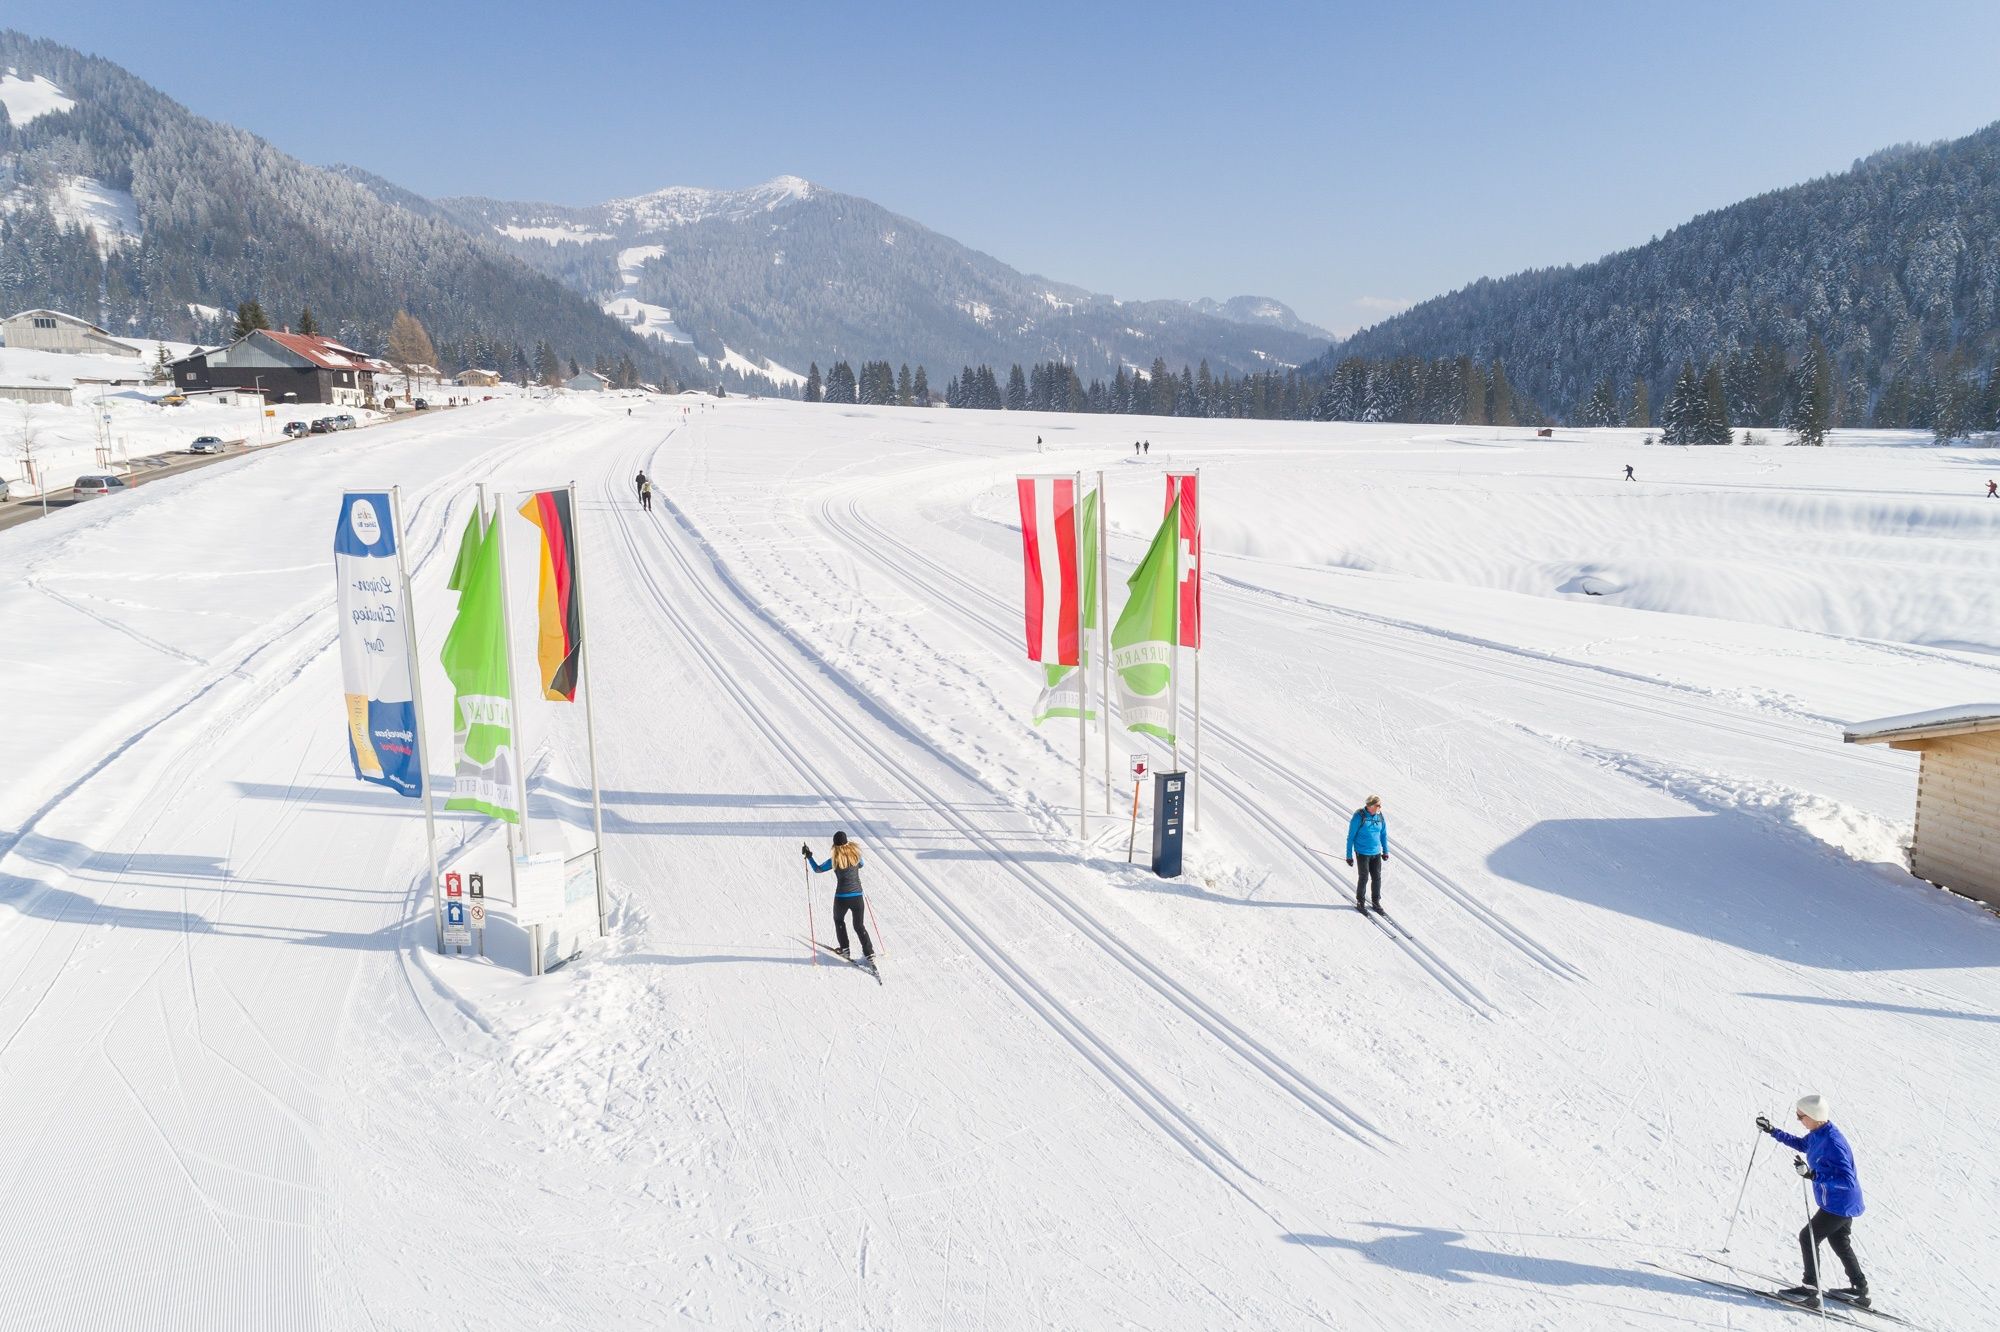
[1796,1093,1831,1122]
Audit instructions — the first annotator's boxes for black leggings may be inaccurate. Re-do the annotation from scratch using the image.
[1800,1209,1866,1291]
[1355,854,1383,908]
[835,897,872,957]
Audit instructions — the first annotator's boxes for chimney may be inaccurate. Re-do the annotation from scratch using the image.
[284,325,292,333]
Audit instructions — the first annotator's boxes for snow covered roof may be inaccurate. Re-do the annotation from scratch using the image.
[259,330,391,373]
[3,308,109,334]
[1844,705,2000,745]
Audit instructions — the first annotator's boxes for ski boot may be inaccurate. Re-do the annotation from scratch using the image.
[1775,1286,1821,1310]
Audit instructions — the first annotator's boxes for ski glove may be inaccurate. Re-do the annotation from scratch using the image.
[1794,1157,1815,1180]
[1756,1115,1774,1134]
[801,844,811,858]
[1345,858,1354,867]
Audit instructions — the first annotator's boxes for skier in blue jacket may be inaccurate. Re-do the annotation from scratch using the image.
[1757,1093,1868,1308]
[1344,795,1389,912]
[803,831,873,963]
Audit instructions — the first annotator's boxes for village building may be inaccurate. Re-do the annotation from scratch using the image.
[170,329,390,407]
[457,367,502,387]
[1,309,141,358]
[1845,706,2000,909]
[566,369,611,392]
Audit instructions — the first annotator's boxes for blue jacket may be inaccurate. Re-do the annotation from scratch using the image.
[1770,1121,1865,1217]
[809,854,865,898]
[1346,809,1389,858]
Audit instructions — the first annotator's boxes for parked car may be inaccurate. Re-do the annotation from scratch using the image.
[282,420,310,438]
[310,418,336,434]
[189,435,225,454]
[412,398,429,410]
[333,414,356,430]
[0,476,11,501]
[73,474,131,499]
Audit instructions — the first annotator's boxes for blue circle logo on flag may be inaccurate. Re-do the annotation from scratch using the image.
[350,498,383,546]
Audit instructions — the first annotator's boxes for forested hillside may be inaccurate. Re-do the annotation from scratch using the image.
[1324,122,2000,431]
[0,32,685,381]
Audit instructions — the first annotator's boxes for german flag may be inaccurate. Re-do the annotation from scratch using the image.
[517,488,583,701]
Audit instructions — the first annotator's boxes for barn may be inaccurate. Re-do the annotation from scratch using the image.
[170,329,389,407]
[2,308,141,358]
[566,369,610,392]
[1845,706,2000,909]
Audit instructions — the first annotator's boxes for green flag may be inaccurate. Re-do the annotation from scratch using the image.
[441,512,520,823]
[445,503,486,593]
[1033,486,1098,725]
[1112,497,1180,741]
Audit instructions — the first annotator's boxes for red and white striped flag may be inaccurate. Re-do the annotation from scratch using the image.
[1017,475,1082,666]
[1165,473,1201,648]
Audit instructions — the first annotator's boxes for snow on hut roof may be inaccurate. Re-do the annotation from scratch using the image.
[1844,705,2000,745]
[260,330,390,372]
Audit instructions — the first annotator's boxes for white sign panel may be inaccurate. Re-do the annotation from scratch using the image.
[335,491,422,798]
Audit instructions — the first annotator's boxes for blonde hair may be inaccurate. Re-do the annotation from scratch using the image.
[833,842,861,871]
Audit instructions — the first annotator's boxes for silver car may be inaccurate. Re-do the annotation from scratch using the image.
[72,474,132,499]
[190,435,225,454]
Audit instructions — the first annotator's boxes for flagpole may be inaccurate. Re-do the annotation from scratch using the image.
[1192,466,1202,833]
[391,485,445,954]
[487,482,541,976]
[568,481,610,938]
[1076,472,1087,842]
[1098,468,1111,814]
[1170,490,1181,776]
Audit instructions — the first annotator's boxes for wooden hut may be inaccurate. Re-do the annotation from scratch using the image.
[1845,706,2000,908]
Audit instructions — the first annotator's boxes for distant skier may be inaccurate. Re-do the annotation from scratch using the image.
[640,478,653,512]
[1757,1094,1869,1309]
[1143,440,1151,454]
[1987,479,1996,497]
[1344,795,1389,912]
[634,470,648,503]
[1624,464,1635,481]
[1135,441,1141,455]
[804,832,874,964]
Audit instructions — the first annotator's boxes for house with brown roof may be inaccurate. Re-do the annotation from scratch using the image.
[169,329,392,406]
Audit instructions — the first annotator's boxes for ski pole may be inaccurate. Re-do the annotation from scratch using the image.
[1720,1131,1763,1252]
[1800,1160,1825,1318]
[804,856,818,966]
[864,896,885,958]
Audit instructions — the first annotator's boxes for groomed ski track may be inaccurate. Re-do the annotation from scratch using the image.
[2,396,1996,1330]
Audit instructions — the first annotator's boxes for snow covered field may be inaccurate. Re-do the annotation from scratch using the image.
[2,397,1997,1329]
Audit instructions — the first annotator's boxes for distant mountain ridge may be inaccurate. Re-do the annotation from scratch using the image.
[1320,120,2000,425]
[0,31,686,382]
[419,175,1335,384]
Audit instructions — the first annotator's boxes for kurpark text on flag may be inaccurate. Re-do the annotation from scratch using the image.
[333,491,423,797]
[440,509,520,823]
[1112,497,1180,741]
[1033,486,1100,724]
[1165,472,1201,648]
[517,488,584,701]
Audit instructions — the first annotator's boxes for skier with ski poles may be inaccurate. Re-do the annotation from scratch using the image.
[1756,1093,1869,1309]
[634,470,649,506]
[1345,795,1389,913]
[1624,464,1636,481]
[803,831,874,968]
[640,477,654,512]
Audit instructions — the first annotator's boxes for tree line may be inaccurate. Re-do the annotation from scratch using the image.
[799,353,1546,423]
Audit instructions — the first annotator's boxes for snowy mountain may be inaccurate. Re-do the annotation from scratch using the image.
[1321,119,2000,426]
[420,176,1336,383]
[0,33,688,383]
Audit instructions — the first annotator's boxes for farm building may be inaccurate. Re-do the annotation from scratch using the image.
[566,369,610,392]
[170,330,391,407]
[457,367,502,387]
[1,309,141,358]
[0,384,75,405]
[1845,706,2000,909]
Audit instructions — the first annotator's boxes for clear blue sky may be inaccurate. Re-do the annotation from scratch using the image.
[25,1,2000,334]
